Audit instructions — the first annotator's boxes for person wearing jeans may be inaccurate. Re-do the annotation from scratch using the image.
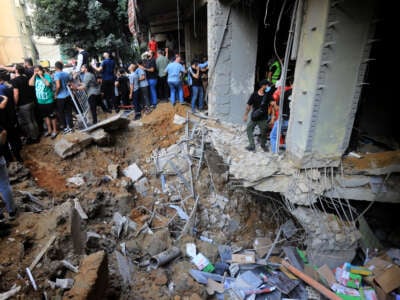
[0,128,17,221]
[143,52,158,107]
[54,61,73,133]
[188,60,204,112]
[164,55,186,105]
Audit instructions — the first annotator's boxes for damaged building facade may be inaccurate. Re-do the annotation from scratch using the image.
[136,0,399,263]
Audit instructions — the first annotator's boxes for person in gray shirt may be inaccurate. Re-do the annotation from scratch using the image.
[75,64,108,124]
[128,63,141,119]
[156,50,169,100]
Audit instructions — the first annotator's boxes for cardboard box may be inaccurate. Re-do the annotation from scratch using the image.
[374,265,400,294]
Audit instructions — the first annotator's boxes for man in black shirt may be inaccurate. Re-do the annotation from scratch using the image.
[12,64,39,143]
[243,79,273,152]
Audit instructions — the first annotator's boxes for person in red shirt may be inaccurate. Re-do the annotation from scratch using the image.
[148,35,158,59]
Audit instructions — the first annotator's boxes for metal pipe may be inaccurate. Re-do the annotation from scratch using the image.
[150,247,181,268]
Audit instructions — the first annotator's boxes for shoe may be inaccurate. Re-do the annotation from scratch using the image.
[261,145,268,152]
[245,145,256,152]
[150,105,156,109]
[44,132,51,137]
[51,132,58,139]
[63,127,73,134]
[0,213,5,223]
[8,210,17,221]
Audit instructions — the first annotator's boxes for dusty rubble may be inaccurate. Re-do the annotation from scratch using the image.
[0,103,399,299]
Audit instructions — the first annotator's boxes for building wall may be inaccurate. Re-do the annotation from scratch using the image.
[207,0,257,124]
[0,0,36,65]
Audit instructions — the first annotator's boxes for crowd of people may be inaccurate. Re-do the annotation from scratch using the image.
[0,38,209,223]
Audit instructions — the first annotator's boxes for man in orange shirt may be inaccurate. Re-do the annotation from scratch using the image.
[148,35,158,59]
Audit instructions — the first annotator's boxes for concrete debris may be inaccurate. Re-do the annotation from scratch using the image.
[67,174,85,186]
[134,177,150,196]
[123,163,143,182]
[173,114,187,125]
[89,128,111,146]
[291,207,360,269]
[54,132,93,158]
[169,204,189,221]
[55,278,74,290]
[112,212,127,238]
[7,162,30,183]
[107,164,119,179]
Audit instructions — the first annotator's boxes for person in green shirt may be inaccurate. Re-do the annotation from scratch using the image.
[29,65,58,139]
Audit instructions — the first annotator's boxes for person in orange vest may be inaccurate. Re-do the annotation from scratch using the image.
[148,35,158,59]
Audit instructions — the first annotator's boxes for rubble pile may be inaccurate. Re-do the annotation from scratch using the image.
[0,104,399,299]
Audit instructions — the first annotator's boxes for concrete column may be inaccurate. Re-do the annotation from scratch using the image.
[207,0,257,124]
[287,0,376,168]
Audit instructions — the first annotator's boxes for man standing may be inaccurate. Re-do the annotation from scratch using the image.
[73,43,89,80]
[12,64,39,143]
[92,52,116,112]
[28,65,58,139]
[128,63,141,119]
[142,51,158,108]
[136,59,151,113]
[243,79,272,152]
[164,55,186,105]
[54,61,73,133]
[156,50,169,101]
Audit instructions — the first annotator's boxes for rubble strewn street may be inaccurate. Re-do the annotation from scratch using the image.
[0,103,399,299]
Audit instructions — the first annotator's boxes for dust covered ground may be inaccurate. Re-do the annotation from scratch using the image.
[0,102,283,299]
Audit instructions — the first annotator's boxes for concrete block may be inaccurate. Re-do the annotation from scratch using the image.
[55,132,93,158]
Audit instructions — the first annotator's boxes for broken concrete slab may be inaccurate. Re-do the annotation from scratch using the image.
[55,132,93,159]
[83,113,130,132]
[89,128,111,146]
[64,251,108,300]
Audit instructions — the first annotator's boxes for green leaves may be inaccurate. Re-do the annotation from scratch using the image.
[31,0,134,61]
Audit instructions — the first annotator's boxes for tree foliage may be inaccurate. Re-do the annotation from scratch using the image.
[31,0,135,61]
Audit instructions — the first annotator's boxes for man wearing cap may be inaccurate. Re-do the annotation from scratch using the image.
[243,79,273,152]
